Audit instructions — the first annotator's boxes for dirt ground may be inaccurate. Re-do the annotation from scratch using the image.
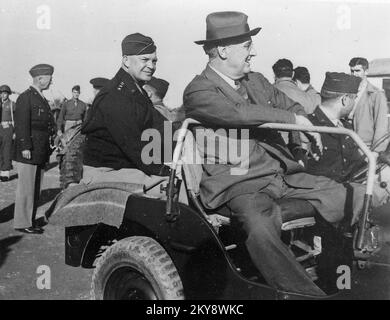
[0,157,389,300]
[0,158,92,300]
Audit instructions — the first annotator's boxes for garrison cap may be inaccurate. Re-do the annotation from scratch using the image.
[90,77,109,89]
[321,72,361,94]
[0,85,11,94]
[147,77,169,99]
[121,33,156,56]
[72,85,80,92]
[29,64,54,77]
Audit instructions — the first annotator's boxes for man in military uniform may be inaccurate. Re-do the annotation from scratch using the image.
[82,33,174,196]
[0,85,16,182]
[306,72,389,205]
[57,85,87,135]
[13,64,56,234]
[143,77,184,122]
[90,77,109,99]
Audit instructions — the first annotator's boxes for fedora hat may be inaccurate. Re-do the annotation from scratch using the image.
[195,11,261,45]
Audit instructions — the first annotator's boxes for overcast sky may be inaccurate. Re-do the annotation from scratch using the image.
[0,0,389,106]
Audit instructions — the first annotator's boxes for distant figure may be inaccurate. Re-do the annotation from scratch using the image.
[57,85,87,135]
[90,77,109,100]
[13,64,56,234]
[293,66,321,109]
[273,59,318,114]
[0,85,16,182]
[143,77,184,122]
[348,57,389,152]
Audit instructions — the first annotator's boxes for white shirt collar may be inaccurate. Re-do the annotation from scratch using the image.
[208,64,238,89]
[31,85,45,98]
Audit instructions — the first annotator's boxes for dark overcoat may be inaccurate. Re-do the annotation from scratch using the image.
[82,68,174,176]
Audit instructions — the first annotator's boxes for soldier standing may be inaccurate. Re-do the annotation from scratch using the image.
[13,64,56,234]
[0,85,16,182]
[57,85,87,135]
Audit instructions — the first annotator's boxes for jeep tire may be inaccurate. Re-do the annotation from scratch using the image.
[91,236,184,300]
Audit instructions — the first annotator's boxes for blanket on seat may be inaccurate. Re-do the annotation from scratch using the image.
[48,182,144,228]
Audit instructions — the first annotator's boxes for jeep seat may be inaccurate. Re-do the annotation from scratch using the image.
[181,129,316,230]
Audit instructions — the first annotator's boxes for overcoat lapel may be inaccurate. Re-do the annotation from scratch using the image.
[202,65,248,105]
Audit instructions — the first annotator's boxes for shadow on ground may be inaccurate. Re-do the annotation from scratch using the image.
[0,235,23,268]
[0,204,14,224]
[45,161,58,171]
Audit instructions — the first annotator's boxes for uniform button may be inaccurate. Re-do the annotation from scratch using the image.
[342,145,345,148]
[324,146,328,150]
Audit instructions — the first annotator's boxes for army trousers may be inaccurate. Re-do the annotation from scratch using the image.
[13,162,44,229]
[0,124,13,173]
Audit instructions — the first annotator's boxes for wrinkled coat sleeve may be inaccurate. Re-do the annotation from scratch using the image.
[372,90,389,152]
[15,92,32,150]
[184,75,302,127]
[101,93,169,176]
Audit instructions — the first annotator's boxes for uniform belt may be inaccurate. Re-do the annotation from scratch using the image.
[1,121,13,125]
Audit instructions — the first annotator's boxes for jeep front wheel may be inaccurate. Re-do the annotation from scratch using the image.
[91,236,184,300]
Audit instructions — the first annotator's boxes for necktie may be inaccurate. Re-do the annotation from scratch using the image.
[234,80,249,101]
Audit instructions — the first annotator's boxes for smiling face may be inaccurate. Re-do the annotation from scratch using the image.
[215,37,257,80]
[123,52,157,82]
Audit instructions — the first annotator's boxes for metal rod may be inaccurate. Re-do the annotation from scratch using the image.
[168,119,377,239]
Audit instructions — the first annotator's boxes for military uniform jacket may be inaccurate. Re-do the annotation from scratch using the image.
[184,65,318,210]
[14,86,56,165]
[82,68,172,176]
[307,106,365,182]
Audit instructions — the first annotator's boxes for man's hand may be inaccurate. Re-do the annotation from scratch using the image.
[22,150,31,160]
[295,115,323,156]
[57,130,63,137]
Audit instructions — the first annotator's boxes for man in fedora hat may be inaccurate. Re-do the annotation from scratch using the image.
[81,33,176,196]
[184,11,367,295]
[0,85,16,182]
[13,64,56,234]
